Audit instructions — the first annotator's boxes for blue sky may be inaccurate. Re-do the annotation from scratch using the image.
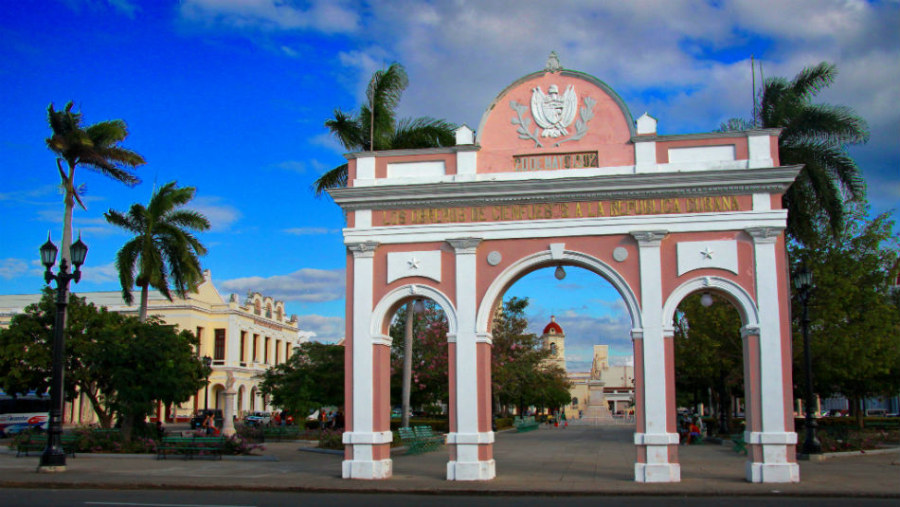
[2,1,898,364]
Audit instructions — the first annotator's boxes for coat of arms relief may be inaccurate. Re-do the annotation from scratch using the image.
[510,52,596,148]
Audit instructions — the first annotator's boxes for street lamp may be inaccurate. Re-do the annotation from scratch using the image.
[202,355,212,412]
[794,265,821,455]
[38,233,88,472]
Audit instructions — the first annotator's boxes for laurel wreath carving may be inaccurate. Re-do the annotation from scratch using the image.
[510,100,543,148]
[510,96,597,148]
[553,96,596,147]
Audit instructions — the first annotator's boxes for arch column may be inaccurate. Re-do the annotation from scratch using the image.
[744,227,799,483]
[446,238,495,481]
[342,241,393,480]
[631,230,680,483]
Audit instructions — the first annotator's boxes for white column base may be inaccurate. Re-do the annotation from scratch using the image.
[634,463,681,482]
[746,461,800,483]
[342,458,393,480]
[447,459,496,481]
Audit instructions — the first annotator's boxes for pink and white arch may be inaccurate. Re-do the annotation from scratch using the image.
[330,55,800,483]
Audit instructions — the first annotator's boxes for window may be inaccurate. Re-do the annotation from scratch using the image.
[254,300,261,315]
[252,334,259,362]
[240,331,246,362]
[195,327,203,355]
[266,304,272,319]
[214,329,226,361]
[276,307,282,321]
[264,337,270,363]
[275,340,281,364]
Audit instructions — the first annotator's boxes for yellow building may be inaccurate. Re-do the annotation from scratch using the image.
[539,317,635,421]
[0,270,308,424]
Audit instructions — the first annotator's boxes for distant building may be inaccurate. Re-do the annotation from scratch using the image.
[539,316,634,421]
[0,270,308,424]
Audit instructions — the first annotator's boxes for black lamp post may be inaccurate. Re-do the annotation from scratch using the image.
[202,355,212,412]
[795,265,821,455]
[38,233,88,472]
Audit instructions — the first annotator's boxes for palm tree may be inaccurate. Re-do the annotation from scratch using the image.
[315,63,456,427]
[46,102,145,265]
[104,182,210,322]
[719,62,869,244]
[312,62,457,196]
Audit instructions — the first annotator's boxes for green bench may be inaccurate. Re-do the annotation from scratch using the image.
[730,433,747,455]
[514,416,539,432]
[397,426,443,455]
[157,435,226,460]
[262,426,300,442]
[16,434,78,458]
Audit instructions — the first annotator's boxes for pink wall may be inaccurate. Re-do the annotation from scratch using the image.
[477,73,634,173]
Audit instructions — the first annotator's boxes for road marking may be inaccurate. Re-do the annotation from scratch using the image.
[85,502,256,507]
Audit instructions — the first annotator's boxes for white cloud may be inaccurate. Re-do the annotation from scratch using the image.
[0,258,28,279]
[220,268,345,303]
[180,0,360,34]
[81,261,120,284]
[295,314,344,343]
[283,227,337,236]
[192,196,242,232]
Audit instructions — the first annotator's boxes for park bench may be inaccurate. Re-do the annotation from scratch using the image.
[868,420,900,430]
[157,435,225,460]
[16,434,78,458]
[514,416,539,432]
[397,426,443,455]
[262,426,300,442]
[730,433,747,455]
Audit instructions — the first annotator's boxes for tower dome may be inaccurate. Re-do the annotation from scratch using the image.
[543,315,564,335]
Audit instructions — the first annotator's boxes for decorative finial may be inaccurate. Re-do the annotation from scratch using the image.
[545,51,562,73]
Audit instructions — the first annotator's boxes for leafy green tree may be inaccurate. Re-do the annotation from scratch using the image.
[257,342,344,418]
[0,291,205,439]
[673,293,744,433]
[104,181,210,322]
[790,211,900,428]
[491,297,570,416]
[313,62,456,196]
[46,102,145,265]
[718,62,869,245]
[389,301,449,414]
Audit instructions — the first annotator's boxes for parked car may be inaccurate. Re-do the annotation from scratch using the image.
[189,409,223,430]
[243,411,271,427]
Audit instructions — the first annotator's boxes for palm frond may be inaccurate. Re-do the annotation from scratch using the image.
[312,163,349,197]
[391,117,457,149]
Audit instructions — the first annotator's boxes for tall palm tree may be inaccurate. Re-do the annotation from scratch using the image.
[315,63,456,426]
[312,62,457,196]
[46,102,145,265]
[104,182,210,322]
[719,62,869,244]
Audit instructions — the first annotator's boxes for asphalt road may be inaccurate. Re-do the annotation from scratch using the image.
[2,490,900,507]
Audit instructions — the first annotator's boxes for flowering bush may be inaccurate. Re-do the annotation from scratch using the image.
[317,429,344,450]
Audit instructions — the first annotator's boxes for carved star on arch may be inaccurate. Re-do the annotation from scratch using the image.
[407,257,421,270]
[700,247,715,260]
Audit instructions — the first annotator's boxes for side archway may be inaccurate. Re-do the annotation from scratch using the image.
[661,276,759,331]
[371,283,458,341]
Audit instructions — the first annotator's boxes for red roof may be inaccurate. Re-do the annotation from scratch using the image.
[543,316,563,335]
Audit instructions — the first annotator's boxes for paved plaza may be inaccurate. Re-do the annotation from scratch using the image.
[1,424,898,497]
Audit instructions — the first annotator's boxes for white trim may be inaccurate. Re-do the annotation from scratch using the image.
[446,431,495,444]
[344,211,790,244]
[476,249,641,333]
[634,432,680,445]
[356,156,375,180]
[447,459,496,481]
[633,231,668,437]
[370,285,458,338]
[342,459,393,480]
[746,462,800,483]
[752,193,771,211]
[453,242,480,436]
[746,431,797,445]
[356,210,372,228]
[342,430,394,445]
[662,276,759,328]
[635,463,681,483]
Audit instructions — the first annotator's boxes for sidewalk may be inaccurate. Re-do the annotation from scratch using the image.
[1,425,898,497]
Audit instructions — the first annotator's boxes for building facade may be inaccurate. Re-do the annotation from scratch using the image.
[0,270,308,424]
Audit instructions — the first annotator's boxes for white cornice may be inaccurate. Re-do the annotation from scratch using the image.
[343,145,480,160]
[631,128,783,143]
[330,166,801,211]
[342,210,789,244]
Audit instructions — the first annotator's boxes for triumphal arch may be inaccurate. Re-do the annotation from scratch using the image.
[329,54,801,484]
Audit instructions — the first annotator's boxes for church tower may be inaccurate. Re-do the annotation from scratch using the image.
[541,316,566,371]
